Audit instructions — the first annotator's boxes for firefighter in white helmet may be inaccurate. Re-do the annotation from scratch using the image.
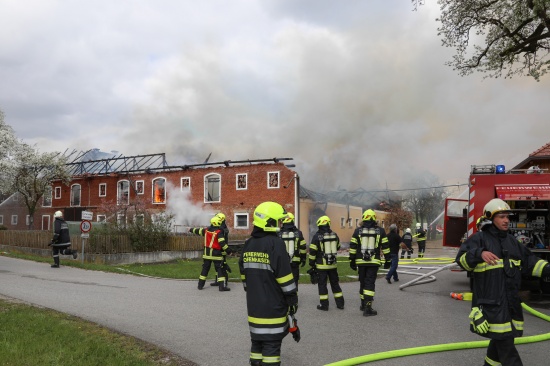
[400,228,414,259]
[413,222,427,258]
[49,210,78,268]
[239,201,298,366]
[278,212,307,292]
[308,215,345,311]
[349,209,389,316]
[456,198,550,365]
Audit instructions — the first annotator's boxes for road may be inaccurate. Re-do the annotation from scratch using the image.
[1,248,550,365]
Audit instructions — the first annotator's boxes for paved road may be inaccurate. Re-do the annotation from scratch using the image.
[1,248,550,365]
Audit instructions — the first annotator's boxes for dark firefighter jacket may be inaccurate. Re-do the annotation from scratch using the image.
[190,225,229,261]
[309,225,340,270]
[456,225,550,340]
[402,232,413,248]
[52,218,71,246]
[349,221,389,266]
[239,227,297,341]
[414,227,427,243]
[279,223,307,266]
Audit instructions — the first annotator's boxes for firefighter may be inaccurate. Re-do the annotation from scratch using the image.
[309,215,345,311]
[49,210,77,268]
[414,222,427,258]
[349,209,389,316]
[400,228,413,259]
[210,212,231,288]
[278,212,307,292]
[239,201,298,366]
[189,215,231,291]
[456,198,550,366]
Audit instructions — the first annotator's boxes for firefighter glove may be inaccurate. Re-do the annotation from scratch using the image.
[286,295,298,315]
[289,316,300,343]
[349,260,357,271]
[307,267,319,285]
[225,247,232,255]
[469,307,489,334]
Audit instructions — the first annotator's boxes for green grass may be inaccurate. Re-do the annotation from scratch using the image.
[0,299,194,366]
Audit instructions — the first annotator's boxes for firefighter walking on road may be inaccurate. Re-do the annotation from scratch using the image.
[189,215,231,291]
[400,228,413,259]
[309,215,345,311]
[349,209,389,316]
[456,198,550,366]
[50,210,78,268]
[278,212,307,293]
[239,201,298,366]
[414,223,427,258]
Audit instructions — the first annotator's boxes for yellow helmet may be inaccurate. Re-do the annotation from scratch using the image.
[210,216,222,227]
[362,209,376,221]
[483,198,511,220]
[253,201,287,232]
[316,215,331,227]
[283,212,295,224]
[215,212,226,222]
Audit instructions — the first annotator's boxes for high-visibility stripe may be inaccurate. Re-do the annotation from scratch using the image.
[243,262,273,271]
[320,294,329,300]
[310,244,318,250]
[363,290,375,297]
[459,253,473,271]
[249,325,287,335]
[248,315,286,325]
[199,275,207,280]
[280,282,297,293]
[474,260,504,272]
[240,274,246,280]
[532,260,548,277]
[484,355,501,366]
[512,319,524,331]
[488,322,512,333]
[276,273,293,284]
[250,352,262,361]
[203,255,223,261]
[334,292,343,298]
[263,356,281,364]
[357,259,381,265]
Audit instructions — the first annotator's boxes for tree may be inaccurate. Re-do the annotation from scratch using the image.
[436,0,550,80]
[0,111,70,229]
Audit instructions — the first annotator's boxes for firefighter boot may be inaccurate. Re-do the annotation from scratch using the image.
[317,300,329,311]
[197,279,205,290]
[219,282,230,291]
[51,256,60,268]
[336,297,345,310]
[210,275,218,286]
[363,301,378,317]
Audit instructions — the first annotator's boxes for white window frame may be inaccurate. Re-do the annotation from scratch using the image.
[134,214,145,226]
[70,184,81,207]
[181,177,190,192]
[340,217,346,228]
[152,177,167,204]
[117,213,127,227]
[99,183,107,197]
[0,215,3,225]
[267,171,280,189]
[26,215,31,226]
[117,180,130,205]
[55,187,61,199]
[236,173,247,190]
[97,215,106,222]
[135,180,145,195]
[42,215,51,231]
[355,218,360,228]
[11,215,18,225]
[234,213,249,229]
[204,173,221,203]
[43,186,52,207]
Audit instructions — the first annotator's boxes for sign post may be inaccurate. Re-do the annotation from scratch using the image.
[80,211,93,263]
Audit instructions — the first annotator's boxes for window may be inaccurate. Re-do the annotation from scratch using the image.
[181,177,190,192]
[135,180,144,195]
[43,186,52,207]
[267,171,279,189]
[97,215,106,222]
[117,180,130,205]
[41,215,50,231]
[0,215,3,225]
[235,213,249,229]
[152,177,166,204]
[11,215,18,225]
[70,184,81,207]
[26,215,31,226]
[236,174,247,190]
[204,174,221,203]
[349,218,353,228]
[55,187,61,199]
[340,217,346,228]
[99,183,107,197]
[134,214,144,226]
[117,214,126,227]
[355,218,360,228]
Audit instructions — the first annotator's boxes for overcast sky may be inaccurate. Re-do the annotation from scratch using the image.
[2,0,549,196]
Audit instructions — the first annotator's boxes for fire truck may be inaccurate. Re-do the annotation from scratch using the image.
[443,164,550,293]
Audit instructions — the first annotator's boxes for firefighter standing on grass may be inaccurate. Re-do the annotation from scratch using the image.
[349,209,389,316]
[278,212,307,292]
[210,212,231,288]
[414,223,427,258]
[309,215,345,311]
[239,201,298,366]
[456,198,550,366]
[189,215,231,291]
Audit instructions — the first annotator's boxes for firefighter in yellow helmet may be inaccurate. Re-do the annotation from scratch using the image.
[308,215,345,311]
[349,209,389,316]
[278,212,307,292]
[239,202,298,366]
[189,214,231,291]
[210,212,231,288]
[413,222,427,258]
[456,198,550,365]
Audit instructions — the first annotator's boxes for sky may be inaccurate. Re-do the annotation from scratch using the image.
[2,0,550,197]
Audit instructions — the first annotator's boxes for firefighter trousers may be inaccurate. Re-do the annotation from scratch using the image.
[317,268,344,308]
[485,338,522,366]
[358,265,378,302]
[290,262,300,292]
[417,241,426,258]
[250,339,282,366]
[198,259,224,289]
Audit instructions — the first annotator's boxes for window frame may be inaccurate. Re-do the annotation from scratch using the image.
[117,180,130,205]
[97,215,106,222]
[43,186,52,207]
[181,177,190,192]
[152,177,167,204]
[267,171,280,189]
[236,173,247,190]
[99,183,107,197]
[204,173,221,203]
[70,184,81,207]
[0,215,3,225]
[135,180,144,195]
[11,215,18,225]
[54,187,61,199]
[234,213,249,229]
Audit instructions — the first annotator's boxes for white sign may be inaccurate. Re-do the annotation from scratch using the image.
[81,233,90,239]
[81,211,93,220]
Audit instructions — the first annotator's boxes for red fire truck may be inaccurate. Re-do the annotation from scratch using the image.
[443,164,550,292]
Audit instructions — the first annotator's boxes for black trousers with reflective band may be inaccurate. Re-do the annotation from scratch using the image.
[485,338,522,366]
[250,339,282,365]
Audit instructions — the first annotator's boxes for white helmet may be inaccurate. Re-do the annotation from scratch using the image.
[483,198,511,220]
[415,223,421,229]
[405,228,411,233]
[54,210,63,218]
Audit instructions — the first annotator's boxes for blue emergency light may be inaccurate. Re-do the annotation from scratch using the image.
[496,165,505,174]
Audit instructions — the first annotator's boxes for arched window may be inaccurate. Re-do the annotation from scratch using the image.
[117,180,130,205]
[204,173,221,203]
[152,177,166,204]
[70,184,81,207]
